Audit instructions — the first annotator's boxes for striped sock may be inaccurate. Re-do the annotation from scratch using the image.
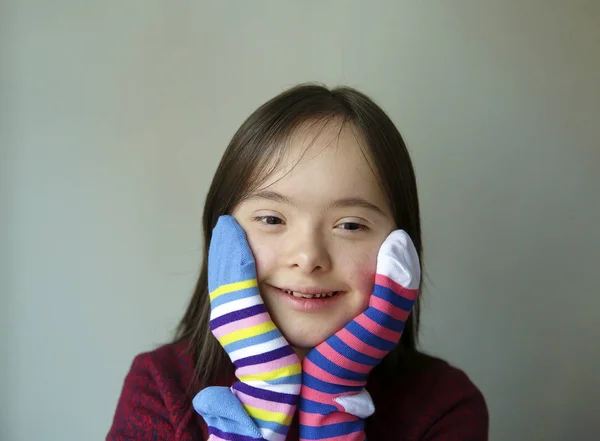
[298,230,421,441]
[194,215,301,441]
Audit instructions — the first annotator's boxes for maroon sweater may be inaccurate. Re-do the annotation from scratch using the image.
[107,340,489,441]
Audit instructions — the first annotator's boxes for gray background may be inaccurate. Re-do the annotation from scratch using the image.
[2,1,599,440]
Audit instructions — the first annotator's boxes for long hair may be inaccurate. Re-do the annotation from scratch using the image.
[175,84,423,387]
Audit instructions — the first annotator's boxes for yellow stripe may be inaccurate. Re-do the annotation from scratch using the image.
[238,362,302,383]
[218,321,276,347]
[209,279,257,301]
[243,404,293,426]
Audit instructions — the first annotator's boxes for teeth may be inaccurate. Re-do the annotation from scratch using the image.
[283,289,338,299]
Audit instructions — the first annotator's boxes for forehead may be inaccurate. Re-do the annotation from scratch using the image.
[255,122,389,209]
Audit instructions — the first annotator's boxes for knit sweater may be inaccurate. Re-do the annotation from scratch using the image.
[107,340,489,441]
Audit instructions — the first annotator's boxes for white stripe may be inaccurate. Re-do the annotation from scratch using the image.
[377,230,421,290]
[242,380,300,395]
[229,336,288,362]
[210,296,263,320]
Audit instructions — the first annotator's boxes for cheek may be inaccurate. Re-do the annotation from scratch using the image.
[244,234,278,280]
[341,249,378,298]
[357,268,376,297]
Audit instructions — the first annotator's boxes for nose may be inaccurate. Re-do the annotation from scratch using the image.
[284,226,332,274]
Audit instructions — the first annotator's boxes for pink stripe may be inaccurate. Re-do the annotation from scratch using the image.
[303,358,365,387]
[316,342,372,374]
[299,410,358,426]
[369,296,410,321]
[375,274,419,300]
[208,435,229,441]
[233,389,295,416]
[299,384,341,407]
[212,312,270,339]
[354,314,401,344]
[336,328,387,359]
[235,353,300,377]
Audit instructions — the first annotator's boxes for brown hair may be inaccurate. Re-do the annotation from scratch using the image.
[175,84,424,387]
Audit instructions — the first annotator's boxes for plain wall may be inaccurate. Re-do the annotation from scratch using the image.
[2,1,599,440]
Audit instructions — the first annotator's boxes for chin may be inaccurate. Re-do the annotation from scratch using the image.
[280,328,336,349]
[286,337,321,350]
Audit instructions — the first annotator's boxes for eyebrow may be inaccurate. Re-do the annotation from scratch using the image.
[244,190,387,216]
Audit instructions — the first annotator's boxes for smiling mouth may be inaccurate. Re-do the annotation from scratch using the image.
[278,288,342,299]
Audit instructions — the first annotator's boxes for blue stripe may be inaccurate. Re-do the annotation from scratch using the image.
[307,349,367,382]
[300,419,364,440]
[299,398,338,414]
[364,307,405,333]
[346,321,396,351]
[302,372,362,394]
[223,328,281,352]
[264,373,302,385]
[327,335,380,367]
[211,286,259,309]
[252,417,289,435]
[372,284,415,310]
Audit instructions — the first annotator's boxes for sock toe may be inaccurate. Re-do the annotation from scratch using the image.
[377,229,421,290]
[209,215,257,289]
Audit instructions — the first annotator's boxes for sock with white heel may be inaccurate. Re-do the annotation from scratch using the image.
[298,229,421,441]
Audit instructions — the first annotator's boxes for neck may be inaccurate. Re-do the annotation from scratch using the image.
[292,346,310,360]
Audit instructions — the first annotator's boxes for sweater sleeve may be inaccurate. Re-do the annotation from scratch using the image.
[421,368,489,441]
[106,352,201,441]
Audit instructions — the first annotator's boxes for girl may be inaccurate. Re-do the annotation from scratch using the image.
[107,84,488,441]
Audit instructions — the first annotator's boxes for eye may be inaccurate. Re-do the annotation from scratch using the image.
[336,222,368,232]
[254,215,284,226]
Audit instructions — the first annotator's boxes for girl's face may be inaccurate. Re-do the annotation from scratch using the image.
[232,123,396,353]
